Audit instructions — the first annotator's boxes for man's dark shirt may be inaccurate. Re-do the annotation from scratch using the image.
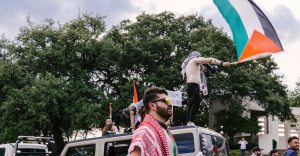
[283,148,298,156]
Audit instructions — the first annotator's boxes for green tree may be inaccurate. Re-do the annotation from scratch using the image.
[0,15,106,153]
[290,78,300,107]
[0,58,35,142]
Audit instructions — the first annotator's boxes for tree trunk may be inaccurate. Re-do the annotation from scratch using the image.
[52,121,65,156]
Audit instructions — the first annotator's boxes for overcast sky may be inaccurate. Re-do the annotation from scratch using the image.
[1,0,299,90]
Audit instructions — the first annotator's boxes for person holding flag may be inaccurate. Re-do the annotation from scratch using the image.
[118,80,144,132]
[130,80,144,131]
[181,51,231,125]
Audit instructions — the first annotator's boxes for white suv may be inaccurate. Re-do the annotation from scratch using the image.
[0,136,52,156]
[60,125,230,156]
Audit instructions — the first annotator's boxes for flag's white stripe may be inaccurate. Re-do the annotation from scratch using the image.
[228,0,264,37]
[239,52,273,63]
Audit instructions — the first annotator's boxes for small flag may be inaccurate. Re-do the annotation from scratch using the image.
[133,80,139,104]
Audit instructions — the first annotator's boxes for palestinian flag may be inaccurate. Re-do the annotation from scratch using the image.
[213,0,283,62]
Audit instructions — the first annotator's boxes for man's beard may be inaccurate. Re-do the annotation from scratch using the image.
[156,105,172,120]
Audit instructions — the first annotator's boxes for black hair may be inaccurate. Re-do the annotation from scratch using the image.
[252,147,261,152]
[288,136,299,144]
[269,149,278,156]
[142,87,168,113]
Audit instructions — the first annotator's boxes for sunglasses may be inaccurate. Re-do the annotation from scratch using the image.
[153,97,172,106]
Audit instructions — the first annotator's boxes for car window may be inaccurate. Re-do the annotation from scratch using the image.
[0,148,5,156]
[104,140,131,156]
[173,133,195,154]
[66,144,95,156]
[200,134,229,156]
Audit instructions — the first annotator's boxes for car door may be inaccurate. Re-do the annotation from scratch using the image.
[200,133,230,156]
[99,134,132,156]
[171,127,199,156]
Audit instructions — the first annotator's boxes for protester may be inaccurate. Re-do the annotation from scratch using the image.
[101,117,119,136]
[269,149,279,156]
[181,51,230,125]
[251,147,262,156]
[119,100,144,132]
[128,87,178,156]
[283,136,299,156]
[238,138,248,156]
[130,100,144,132]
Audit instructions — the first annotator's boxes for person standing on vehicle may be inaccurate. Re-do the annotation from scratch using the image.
[129,100,144,132]
[238,138,248,156]
[283,136,299,156]
[119,100,144,132]
[181,51,230,125]
[128,87,177,156]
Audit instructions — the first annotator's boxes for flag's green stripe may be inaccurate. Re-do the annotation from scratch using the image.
[213,0,249,59]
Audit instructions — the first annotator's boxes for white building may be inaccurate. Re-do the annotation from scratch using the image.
[209,98,300,154]
[257,107,300,154]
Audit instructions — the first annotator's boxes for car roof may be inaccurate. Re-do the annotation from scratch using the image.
[67,125,198,144]
[67,125,225,144]
[0,143,15,148]
[68,132,133,144]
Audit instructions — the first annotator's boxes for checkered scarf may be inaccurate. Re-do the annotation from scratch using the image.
[128,114,176,156]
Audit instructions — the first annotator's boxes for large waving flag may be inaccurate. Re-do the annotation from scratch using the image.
[213,0,283,62]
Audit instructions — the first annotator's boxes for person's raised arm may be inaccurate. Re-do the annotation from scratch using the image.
[130,108,136,132]
[102,122,112,135]
[194,57,231,67]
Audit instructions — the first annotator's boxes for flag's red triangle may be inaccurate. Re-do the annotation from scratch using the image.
[239,30,283,62]
[133,80,138,104]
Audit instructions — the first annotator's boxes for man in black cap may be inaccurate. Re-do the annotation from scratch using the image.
[251,147,262,156]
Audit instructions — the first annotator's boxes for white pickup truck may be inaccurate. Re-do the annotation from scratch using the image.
[60,125,230,156]
[0,136,52,156]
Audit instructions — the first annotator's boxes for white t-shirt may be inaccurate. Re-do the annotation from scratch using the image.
[185,57,222,84]
[238,140,248,149]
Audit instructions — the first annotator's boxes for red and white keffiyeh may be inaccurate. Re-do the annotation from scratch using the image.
[128,114,176,156]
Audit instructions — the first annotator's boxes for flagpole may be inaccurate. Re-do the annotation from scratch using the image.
[229,62,238,65]
[109,103,112,119]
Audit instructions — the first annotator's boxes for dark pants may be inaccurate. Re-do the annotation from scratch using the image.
[240,149,246,156]
[186,83,201,123]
